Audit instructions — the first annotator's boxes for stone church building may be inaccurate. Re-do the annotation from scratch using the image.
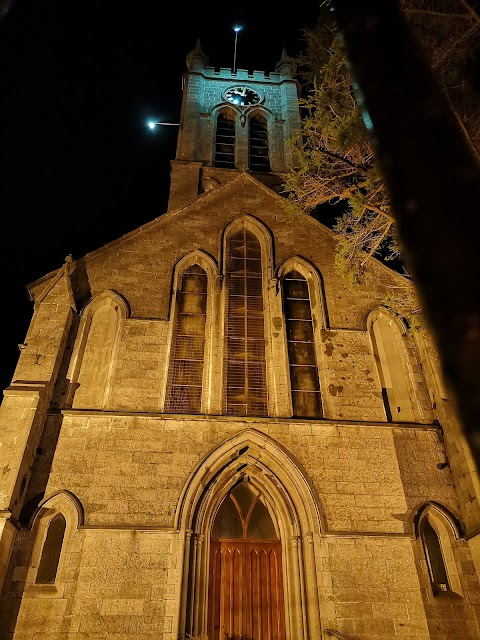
[1,42,480,640]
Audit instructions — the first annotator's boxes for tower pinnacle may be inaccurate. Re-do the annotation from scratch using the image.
[275,47,297,78]
[186,39,208,71]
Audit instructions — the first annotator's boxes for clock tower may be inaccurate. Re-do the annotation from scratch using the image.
[168,40,300,211]
[1,38,480,640]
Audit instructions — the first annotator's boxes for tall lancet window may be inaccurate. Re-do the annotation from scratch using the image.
[284,271,322,417]
[420,518,450,594]
[35,513,66,584]
[215,111,236,168]
[225,229,268,416]
[165,265,208,413]
[249,115,270,171]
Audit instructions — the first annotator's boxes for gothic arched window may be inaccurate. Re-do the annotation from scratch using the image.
[283,271,322,417]
[70,292,126,410]
[420,518,450,594]
[224,228,268,416]
[35,513,66,584]
[165,265,208,413]
[249,115,270,171]
[215,111,236,168]
[369,313,417,422]
[415,503,464,598]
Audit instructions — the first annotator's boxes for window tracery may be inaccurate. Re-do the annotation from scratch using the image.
[224,228,268,416]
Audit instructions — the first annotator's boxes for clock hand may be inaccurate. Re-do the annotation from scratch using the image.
[239,87,247,97]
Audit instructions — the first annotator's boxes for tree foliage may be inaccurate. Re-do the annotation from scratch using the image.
[283,0,480,327]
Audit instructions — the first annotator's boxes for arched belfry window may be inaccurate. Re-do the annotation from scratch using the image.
[35,513,66,584]
[420,518,450,594]
[249,114,270,171]
[283,271,322,417]
[224,228,268,416]
[215,111,236,168]
[165,265,208,413]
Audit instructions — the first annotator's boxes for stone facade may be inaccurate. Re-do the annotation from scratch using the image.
[1,44,480,640]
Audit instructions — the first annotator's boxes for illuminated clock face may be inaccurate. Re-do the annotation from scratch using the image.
[224,86,261,106]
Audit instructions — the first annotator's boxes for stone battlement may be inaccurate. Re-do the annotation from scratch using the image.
[201,66,282,82]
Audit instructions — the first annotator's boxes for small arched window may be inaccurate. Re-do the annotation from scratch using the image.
[165,265,208,413]
[215,111,236,168]
[415,504,464,598]
[249,115,270,171]
[420,518,450,594]
[283,271,322,417]
[224,228,268,416]
[35,513,66,584]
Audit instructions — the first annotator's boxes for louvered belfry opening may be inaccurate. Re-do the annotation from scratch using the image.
[165,265,207,413]
[249,115,270,171]
[225,228,268,416]
[284,271,323,417]
[214,111,236,168]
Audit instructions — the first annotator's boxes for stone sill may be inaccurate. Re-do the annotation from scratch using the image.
[52,408,439,431]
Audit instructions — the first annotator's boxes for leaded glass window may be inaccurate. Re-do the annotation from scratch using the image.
[225,229,268,416]
[165,265,207,413]
[284,271,322,417]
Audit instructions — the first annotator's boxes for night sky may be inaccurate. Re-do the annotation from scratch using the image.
[0,0,321,391]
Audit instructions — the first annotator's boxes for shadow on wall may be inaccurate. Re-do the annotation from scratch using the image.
[0,413,66,633]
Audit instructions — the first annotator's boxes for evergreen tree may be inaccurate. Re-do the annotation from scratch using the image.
[283,0,480,328]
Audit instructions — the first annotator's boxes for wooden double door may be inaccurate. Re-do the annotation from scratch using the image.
[208,539,286,640]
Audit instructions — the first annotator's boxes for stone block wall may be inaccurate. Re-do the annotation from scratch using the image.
[2,415,480,639]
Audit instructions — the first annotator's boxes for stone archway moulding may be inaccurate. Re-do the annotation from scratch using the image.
[176,428,325,640]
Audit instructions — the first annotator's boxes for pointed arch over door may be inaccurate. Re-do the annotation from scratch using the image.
[177,429,324,640]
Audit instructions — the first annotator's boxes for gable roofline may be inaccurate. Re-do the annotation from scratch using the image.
[26,171,411,294]
[25,172,285,292]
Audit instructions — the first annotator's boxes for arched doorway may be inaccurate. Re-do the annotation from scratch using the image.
[208,480,286,640]
[176,429,324,640]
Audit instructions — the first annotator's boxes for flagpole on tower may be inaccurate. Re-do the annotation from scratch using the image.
[233,26,242,73]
